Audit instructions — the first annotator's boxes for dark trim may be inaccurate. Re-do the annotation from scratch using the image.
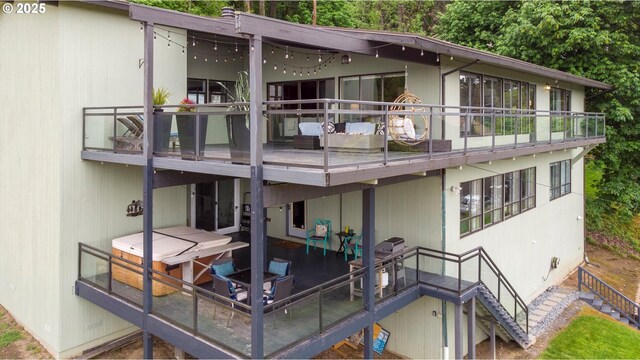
[154,171,232,189]
[129,4,239,38]
[75,280,144,327]
[147,316,238,359]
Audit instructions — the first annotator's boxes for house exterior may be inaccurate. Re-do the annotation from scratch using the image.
[0,1,609,359]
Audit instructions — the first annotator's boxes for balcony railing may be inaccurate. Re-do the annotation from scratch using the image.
[82,100,605,172]
[78,242,527,357]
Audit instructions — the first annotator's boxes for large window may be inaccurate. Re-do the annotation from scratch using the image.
[550,160,571,200]
[460,71,536,137]
[187,78,235,104]
[550,88,571,132]
[460,167,536,236]
[339,73,404,122]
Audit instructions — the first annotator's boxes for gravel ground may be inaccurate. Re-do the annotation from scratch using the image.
[528,285,579,337]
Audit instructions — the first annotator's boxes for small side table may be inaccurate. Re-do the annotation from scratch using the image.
[335,231,354,258]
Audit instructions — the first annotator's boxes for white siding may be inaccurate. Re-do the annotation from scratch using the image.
[0,5,63,354]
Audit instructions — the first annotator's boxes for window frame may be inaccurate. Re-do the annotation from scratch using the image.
[550,160,571,200]
[460,166,537,237]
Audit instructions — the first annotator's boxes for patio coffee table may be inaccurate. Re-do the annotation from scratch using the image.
[226,269,279,305]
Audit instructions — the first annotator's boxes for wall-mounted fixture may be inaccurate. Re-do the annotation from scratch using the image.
[450,185,462,195]
[341,54,352,64]
[577,215,583,221]
[126,200,143,217]
[551,256,560,269]
[544,83,551,90]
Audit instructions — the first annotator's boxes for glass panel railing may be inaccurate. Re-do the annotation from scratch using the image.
[83,107,144,153]
[263,293,321,358]
[109,260,144,307]
[79,244,111,290]
[321,276,365,330]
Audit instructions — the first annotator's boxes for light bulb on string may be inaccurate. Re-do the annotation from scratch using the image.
[263,57,267,64]
[293,69,296,76]
[300,71,303,77]
[314,68,317,74]
[307,70,310,76]
[436,53,440,62]
[224,58,227,62]
[420,48,424,56]
[214,41,217,51]
[402,45,405,51]
[283,66,286,74]
[285,46,289,59]
[251,45,254,51]
[376,49,379,58]
[193,55,197,60]
[306,54,310,61]
[274,64,277,71]
[192,36,195,47]
[140,22,143,31]
[215,57,218,63]
[271,47,274,54]
[167,31,170,40]
[235,42,238,52]
[205,57,208,62]
[153,33,156,40]
[181,47,185,54]
[318,53,322,63]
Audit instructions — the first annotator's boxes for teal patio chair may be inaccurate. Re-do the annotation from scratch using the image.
[344,234,362,261]
[306,219,331,256]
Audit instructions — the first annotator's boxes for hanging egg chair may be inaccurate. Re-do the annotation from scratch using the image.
[388,92,429,146]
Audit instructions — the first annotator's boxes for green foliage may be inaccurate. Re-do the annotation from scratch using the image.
[540,315,640,359]
[437,0,640,219]
[130,0,229,17]
[351,0,440,35]
[0,329,22,348]
[283,0,356,27]
[152,88,170,106]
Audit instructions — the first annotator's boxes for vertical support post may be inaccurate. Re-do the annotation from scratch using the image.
[578,267,582,292]
[323,100,329,171]
[249,34,265,360]
[383,105,388,165]
[142,21,155,360]
[489,321,496,360]
[467,298,476,359]
[454,303,462,360]
[363,188,375,359]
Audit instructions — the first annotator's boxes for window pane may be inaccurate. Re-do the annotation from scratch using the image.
[383,75,405,103]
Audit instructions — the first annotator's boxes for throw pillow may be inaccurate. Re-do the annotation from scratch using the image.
[403,118,416,139]
[268,261,289,277]
[322,121,336,134]
[212,261,235,277]
[376,123,386,135]
[315,224,328,237]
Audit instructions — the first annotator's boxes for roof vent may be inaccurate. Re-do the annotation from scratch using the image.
[221,7,235,18]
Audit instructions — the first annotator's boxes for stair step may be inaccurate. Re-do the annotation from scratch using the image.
[592,298,603,307]
[611,311,620,320]
[579,291,595,300]
[601,304,612,313]
[619,318,630,325]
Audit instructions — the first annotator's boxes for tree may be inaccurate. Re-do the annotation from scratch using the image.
[437,0,640,218]
[351,0,440,35]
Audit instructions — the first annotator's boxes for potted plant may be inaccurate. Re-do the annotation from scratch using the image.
[176,97,207,159]
[152,87,172,153]
[218,71,251,162]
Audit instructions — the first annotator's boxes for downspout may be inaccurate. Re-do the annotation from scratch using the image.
[441,169,448,356]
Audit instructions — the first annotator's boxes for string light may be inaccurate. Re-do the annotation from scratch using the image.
[376,49,379,58]
[214,41,218,51]
[193,55,197,60]
[348,52,352,63]
[402,45,405,51]
[140,22,143,31]
[436,53,440,62]
[153,33,156,40]
[205,57,208,62]
[274,64,277,70]
[192,36,195,47]
[306,54,310,61]
[285,46,289,59]
[421,48,424,56]
[318,52,322,63]
[251,45,255,51]
[283,66,286,74]
[293,69,296,76]
[263,57,267,64]
[235,42,238,52]
[167,31,170,40]
[181,47,185,54]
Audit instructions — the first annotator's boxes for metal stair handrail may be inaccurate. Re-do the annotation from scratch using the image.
[578,266,640,328]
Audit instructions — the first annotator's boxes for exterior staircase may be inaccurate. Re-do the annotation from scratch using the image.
[578,266,640,329]
[476,284,533,348]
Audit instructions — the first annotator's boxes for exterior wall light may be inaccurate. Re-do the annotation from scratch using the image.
[544,83,551,90]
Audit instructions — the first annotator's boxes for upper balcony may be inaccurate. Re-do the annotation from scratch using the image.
[82,99,605,186]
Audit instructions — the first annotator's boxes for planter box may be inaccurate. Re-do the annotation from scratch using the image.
[327,134,384,153]
[293,135,321,150]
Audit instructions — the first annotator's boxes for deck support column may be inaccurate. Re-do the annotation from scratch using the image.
[362,188,375,359]
[489,321,496,360]
[467,298,476,359]
[249,34,265,359]
[454,303,462,360]
[141,21,155,360]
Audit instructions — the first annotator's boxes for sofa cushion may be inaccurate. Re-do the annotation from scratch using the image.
[299,122,323,136]
[346,122,376,135]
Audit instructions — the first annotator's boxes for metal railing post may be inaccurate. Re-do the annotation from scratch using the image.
[323,101,329,172]
[113,107,118,152]
[383,104,389,165]
[563,114,567,141]
[457,256,462,294]
[318,287,324,333]
[193,289,198,335]
[82,109,87,151]
[578,267,582,292]
[514,111,518,149]
[464,113,469,154]
[195,114,200,161]
[491,112,496,151]
[78,244,82,280]
[428,106,434,159]
[108,254,113,294]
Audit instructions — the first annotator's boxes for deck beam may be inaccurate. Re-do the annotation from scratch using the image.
[362,188,376,359]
